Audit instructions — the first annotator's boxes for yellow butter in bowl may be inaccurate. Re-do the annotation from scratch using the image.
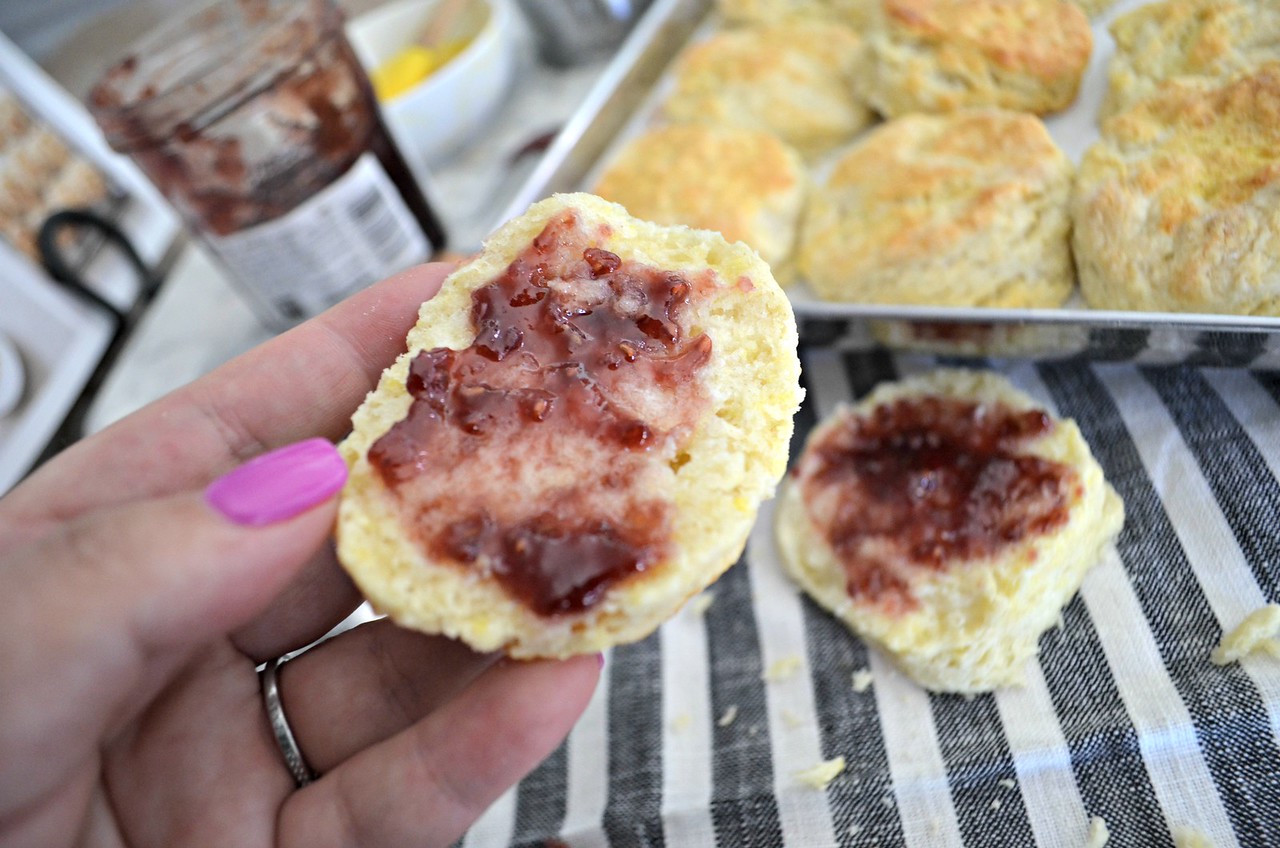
[371,40,468,102]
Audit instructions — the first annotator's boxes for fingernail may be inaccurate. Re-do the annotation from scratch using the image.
[206,438,347,526]
[596,652,606,670]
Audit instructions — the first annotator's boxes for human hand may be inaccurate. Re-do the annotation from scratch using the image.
[0,263,601,848]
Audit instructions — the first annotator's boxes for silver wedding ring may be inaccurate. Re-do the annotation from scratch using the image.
[261,656,317,788]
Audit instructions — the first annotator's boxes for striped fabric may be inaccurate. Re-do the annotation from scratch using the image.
[462,347,1280,848]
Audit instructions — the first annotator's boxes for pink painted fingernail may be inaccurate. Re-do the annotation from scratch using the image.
[206,438,347,526]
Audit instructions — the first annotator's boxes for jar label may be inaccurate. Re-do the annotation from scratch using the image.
[204,152,433,323]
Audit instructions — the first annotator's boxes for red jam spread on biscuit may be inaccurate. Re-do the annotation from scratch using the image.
[369,210,715,615]
[798,395,1077,614]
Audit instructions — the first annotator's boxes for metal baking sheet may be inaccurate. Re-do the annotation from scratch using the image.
[496,0,1280,368]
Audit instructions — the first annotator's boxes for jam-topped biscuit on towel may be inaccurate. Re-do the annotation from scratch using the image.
[338,193,803,658]
[776,369,1123,693]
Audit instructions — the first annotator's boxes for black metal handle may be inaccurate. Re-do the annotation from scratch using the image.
[33,208,168,450]
[37,208,164,323]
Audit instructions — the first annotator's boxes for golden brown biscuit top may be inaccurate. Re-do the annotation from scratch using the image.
[881,0,1092,80]
[1109,0,1262,79]
[718,0,820,24]
[593,124,802,246]
[718,0,875,28]
[672,21,862,91]
[663,21,867,153]
[822,110,1068,257]
[1088,63,1280,231]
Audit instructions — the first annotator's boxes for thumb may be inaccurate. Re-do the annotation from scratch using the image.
[0,439,346,802]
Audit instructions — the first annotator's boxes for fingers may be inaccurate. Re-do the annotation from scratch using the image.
[0,440,344,815]
[228,543,362,663]
[274,620,500,773]
[279,654,601,848]
[100,642,294,848]
[0,262,451,553]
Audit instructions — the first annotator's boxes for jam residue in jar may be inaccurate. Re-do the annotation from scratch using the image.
[87,0,447,328]
[798,395,1079,614]
[369,211,715,615]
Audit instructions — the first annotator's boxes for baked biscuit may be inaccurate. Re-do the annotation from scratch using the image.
[1069,0,1117,17]
[798,110,1075,308]
[776,369,1124,693]
[866,0,1093,117]
[1103,0,1280,118]
[717,0,876,30]
[662,21,874,159]
[338,193,803,658]
[594,124,807,283]
[1074,64,1280,314]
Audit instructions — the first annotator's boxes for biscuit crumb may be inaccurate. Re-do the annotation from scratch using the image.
[782,708,805,728]
[1085,815,1110,848]
[689,592,716,616]
[794,756,846,790]
[748,723,760,736]
[998,778,1016,790]
[847,823,862,836]
[717,705,739,727]
[1211,604,1280,665]
[852,669,874,693]
[882,794,894,808]
[670,713,692,733]
[991,799,1002,811]
[763,655,803,682]
[1172,825,1215,848]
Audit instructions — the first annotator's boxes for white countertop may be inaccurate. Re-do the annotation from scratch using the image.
[83,21,605,435]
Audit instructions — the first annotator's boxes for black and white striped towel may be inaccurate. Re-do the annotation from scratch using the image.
[461,348,1280,848]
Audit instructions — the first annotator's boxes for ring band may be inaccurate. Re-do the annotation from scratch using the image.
[261,656,317,788]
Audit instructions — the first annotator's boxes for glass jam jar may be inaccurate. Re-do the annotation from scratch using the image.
[89,0,448,329]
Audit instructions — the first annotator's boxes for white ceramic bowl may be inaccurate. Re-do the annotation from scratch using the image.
[346,0,518,168]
